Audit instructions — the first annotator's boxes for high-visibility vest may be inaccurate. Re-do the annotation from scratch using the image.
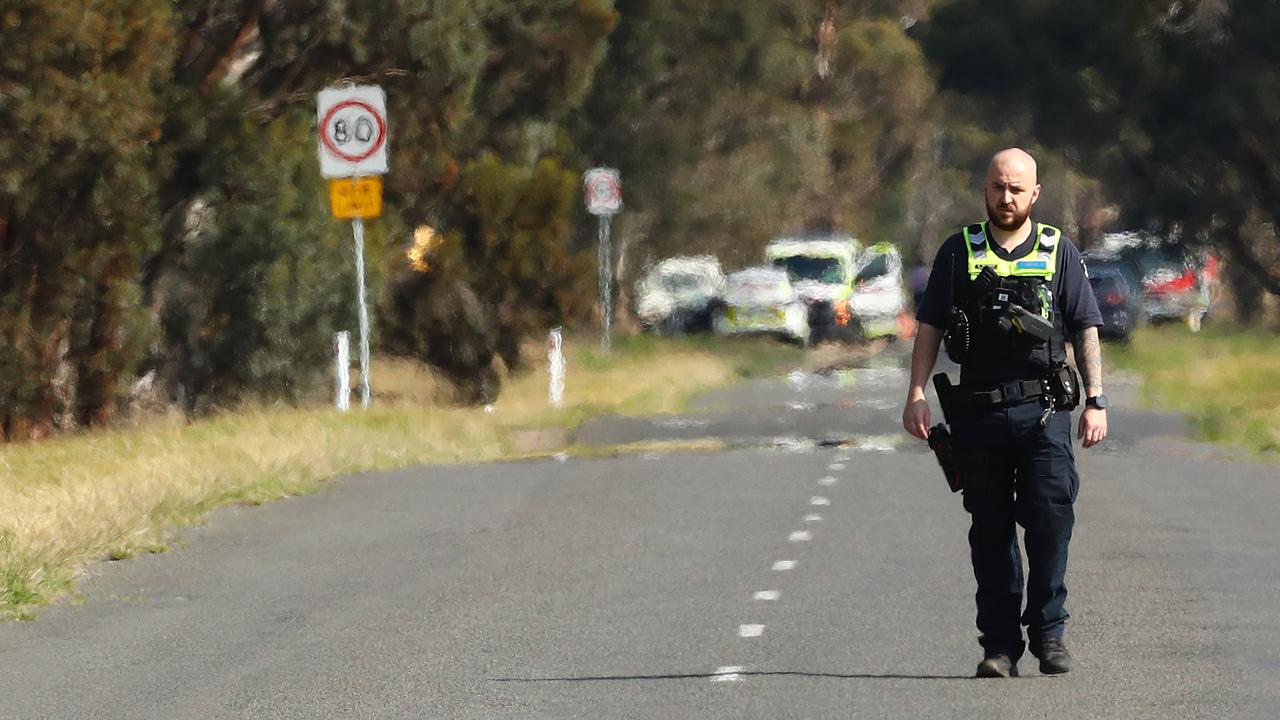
[958,221,1066,371]
[963,221,1062,280]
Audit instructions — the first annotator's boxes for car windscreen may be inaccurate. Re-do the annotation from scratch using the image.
[856,254,891,282]
[773,256,844,284]
[660,273,709,294]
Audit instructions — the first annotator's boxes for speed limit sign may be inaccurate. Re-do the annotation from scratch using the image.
[583,167,622,216]
[317,85,389,178]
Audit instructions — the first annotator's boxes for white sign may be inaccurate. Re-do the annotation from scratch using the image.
[317,85,389,178]
[583,167,622,216]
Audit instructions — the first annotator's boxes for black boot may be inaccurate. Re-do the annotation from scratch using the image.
[1031,636,1072,675]
[974,652,1019,678]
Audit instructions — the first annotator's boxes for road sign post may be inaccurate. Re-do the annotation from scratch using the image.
[584,168,622,354]
[318,85,389,410]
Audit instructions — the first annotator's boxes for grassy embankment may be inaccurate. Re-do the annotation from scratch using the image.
[1108,326,1280,455]
[0,335,801,620]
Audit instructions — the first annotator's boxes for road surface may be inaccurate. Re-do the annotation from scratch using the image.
[3,349,1278,718]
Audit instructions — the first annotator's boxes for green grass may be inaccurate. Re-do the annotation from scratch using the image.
[1108,326,1280,455]
[0,334,801,620]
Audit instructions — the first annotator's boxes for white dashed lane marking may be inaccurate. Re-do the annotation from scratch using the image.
[828,462,846,471]
[804,513,823,523]
[739,624,765,638]
[789,530,813,542]
[810,496,830,506]
[819,476,838,486]
[711,666,745,682]
[753,590,780,601]
[773,560,797,571]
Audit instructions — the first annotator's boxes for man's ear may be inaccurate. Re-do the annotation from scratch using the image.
[1030,184,1042,206]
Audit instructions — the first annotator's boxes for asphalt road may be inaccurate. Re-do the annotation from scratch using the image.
[3,347,1278,719]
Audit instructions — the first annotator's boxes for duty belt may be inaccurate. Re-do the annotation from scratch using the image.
[955,379,1048,412]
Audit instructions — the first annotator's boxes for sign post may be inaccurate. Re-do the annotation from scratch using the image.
[318,85,389,410]
[583,168,622,353]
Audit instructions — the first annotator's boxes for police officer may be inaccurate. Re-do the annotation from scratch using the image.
[902,148,1108,678]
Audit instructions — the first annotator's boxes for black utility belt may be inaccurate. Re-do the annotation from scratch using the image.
[950,365,1081,415]
[954,379,1049,412]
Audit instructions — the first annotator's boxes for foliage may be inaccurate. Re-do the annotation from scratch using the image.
[922,0,1280,291]
[8,0,1274,439]
[154,116,365,410]
[0,1,175,439]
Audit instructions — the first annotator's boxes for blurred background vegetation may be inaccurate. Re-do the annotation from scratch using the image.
[2,0,1278,439]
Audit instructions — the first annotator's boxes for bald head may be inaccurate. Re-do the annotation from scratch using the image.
[988,148,1038,185]
[985,148,1041,233]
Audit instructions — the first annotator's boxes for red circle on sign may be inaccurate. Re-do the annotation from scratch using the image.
[320,100,388,163]
[585,175,621,207]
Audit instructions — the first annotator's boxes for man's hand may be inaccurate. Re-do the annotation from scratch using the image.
[903,322,944,441]
[903,396,932,441]
[1078,407,1107,448]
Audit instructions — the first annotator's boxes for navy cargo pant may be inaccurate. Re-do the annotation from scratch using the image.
[953,399,1079,660]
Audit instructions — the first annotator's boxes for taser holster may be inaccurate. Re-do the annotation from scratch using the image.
[928,373,963,493]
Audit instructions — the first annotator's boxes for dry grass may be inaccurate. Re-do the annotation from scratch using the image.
[1109,327,1280,455]
[0,335,791,619]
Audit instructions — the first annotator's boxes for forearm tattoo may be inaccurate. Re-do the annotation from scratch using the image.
[1073,327,1103,394]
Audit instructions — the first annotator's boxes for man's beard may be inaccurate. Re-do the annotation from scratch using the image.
[987,201,1031,232]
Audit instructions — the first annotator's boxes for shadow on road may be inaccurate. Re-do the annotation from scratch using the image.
[491,669,981,682]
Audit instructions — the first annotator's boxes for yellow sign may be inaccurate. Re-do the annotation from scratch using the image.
[329,176,383,219]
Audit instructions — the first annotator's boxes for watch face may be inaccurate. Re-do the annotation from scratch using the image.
[1089,394,1108,409]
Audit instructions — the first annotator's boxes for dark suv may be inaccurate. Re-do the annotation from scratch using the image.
[1086,258,1144,341]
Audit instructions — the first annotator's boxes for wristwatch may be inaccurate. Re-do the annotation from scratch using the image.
[1085,394,1108,410]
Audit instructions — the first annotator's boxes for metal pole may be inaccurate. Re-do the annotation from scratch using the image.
[353,218,372,409]
[598,214,613,354]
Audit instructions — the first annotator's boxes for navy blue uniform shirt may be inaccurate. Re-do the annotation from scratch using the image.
[916,223,1103,385]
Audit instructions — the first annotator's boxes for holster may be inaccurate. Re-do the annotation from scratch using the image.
[928,373,964,493]
[1045,364,1081,411]
[927,424,964,493]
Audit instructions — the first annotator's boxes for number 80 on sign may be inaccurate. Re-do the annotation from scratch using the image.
[317,85,389,178]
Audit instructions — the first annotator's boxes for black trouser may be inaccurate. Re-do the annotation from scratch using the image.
[953,399,1079,659]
